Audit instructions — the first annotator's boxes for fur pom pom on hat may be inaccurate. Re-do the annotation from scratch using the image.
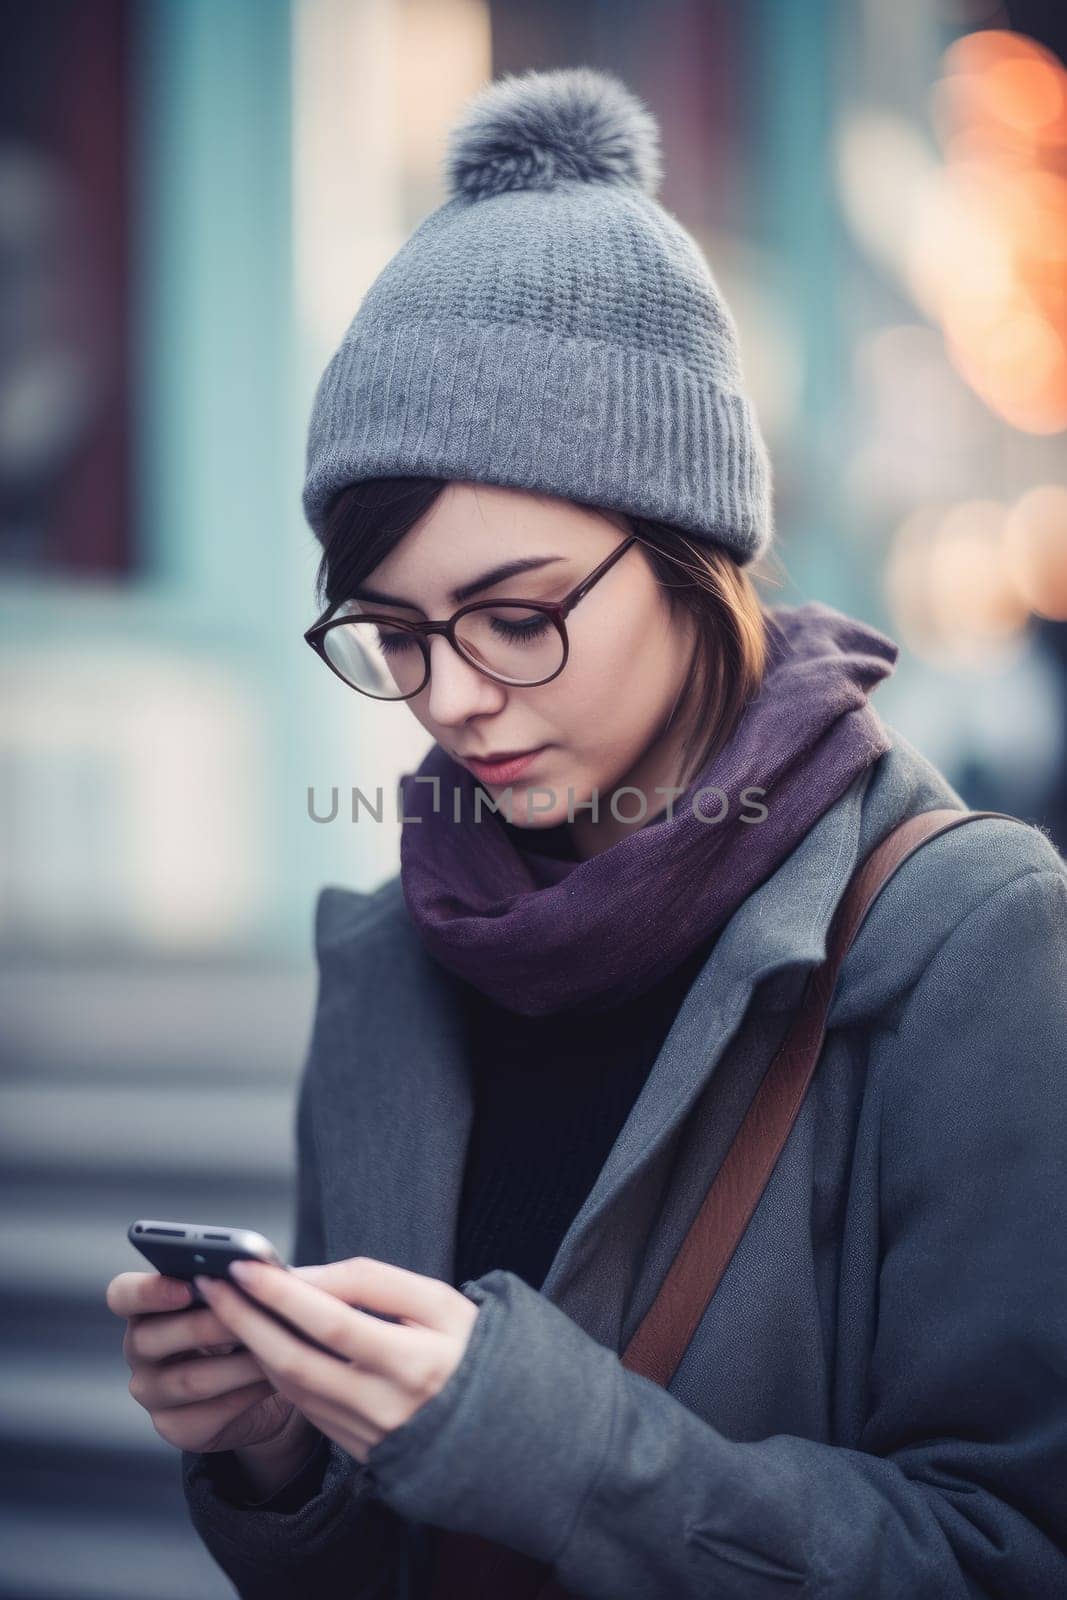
[302,65,773,565]
[443,65,664,200]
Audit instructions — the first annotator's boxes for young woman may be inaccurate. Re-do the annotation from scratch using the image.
[107,67,1067,1599]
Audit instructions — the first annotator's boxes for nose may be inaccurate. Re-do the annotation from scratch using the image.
[423,634,506,726]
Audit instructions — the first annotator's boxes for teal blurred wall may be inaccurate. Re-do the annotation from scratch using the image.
[0,0,365,961]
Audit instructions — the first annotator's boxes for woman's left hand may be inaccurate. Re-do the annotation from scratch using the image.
[194,1256,479,1465]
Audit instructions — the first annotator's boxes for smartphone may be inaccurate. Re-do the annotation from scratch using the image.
[127,1218,345,1358]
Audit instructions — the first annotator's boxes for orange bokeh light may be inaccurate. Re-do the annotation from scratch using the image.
[1003,485,1067,619]
[978,57,1064,136]
[885,489,1067,666]
[916,28,1067,433]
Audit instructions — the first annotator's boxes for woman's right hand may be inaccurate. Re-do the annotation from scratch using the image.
[106,1269,299,1455]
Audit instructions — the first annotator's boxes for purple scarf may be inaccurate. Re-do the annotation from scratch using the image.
[398,601,898,1017]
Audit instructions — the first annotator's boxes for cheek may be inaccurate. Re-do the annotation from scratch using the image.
[536,641,626,729]
[591,609,677,710]
[540,620,673,750]
[403,702,436,742]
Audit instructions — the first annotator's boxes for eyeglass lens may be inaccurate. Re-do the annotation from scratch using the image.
[323,605,565,699]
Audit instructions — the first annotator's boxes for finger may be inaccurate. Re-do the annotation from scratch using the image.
[124,1305,249,1367]
[130,1349,269,1411]
[195,1276,365,1404]
[106,1271,193,1319]
[292,1258,466,1335]
[227,1261,421,1369]
[150,1379,277,1452]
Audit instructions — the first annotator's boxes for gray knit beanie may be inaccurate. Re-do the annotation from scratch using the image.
[301,65,773,566]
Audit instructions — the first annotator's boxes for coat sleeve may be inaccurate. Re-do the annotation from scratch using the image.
[179,897,417,1600]
[361,864,1067,1600]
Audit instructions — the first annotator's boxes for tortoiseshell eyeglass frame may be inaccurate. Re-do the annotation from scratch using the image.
[303,532,642,700]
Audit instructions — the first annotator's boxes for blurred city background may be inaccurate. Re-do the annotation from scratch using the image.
[1,1,1065,1595]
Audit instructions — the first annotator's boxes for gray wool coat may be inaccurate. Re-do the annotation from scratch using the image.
[181,726,1067,1599]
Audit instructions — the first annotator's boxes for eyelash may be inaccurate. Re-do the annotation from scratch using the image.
[492,614,552,645]
[376,613,553,655]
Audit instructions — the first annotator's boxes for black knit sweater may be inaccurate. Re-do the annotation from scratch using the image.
[451,934,717,1292]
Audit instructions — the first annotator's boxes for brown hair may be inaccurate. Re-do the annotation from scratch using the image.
[313,477,787,786]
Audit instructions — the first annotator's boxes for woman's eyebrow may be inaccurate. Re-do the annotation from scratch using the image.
[353,555,568,612]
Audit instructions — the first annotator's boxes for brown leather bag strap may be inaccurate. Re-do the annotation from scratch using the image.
[615,806,1019,1389]
[432,807,1024,1600]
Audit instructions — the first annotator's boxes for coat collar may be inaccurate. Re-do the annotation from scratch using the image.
[314,730,959,1329]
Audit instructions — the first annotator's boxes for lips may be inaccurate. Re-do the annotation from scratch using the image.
[461,745,547,783]
[464,748,539,763]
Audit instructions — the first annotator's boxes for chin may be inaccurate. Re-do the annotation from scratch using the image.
[511,808,570,830]
[489,778,581,830]
[500,796,571,829]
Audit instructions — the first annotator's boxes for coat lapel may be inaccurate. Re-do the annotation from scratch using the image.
[313,898,474,1284]
[539,761,874,1332]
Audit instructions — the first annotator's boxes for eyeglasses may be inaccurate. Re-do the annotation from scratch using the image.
[304,533,641,701]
